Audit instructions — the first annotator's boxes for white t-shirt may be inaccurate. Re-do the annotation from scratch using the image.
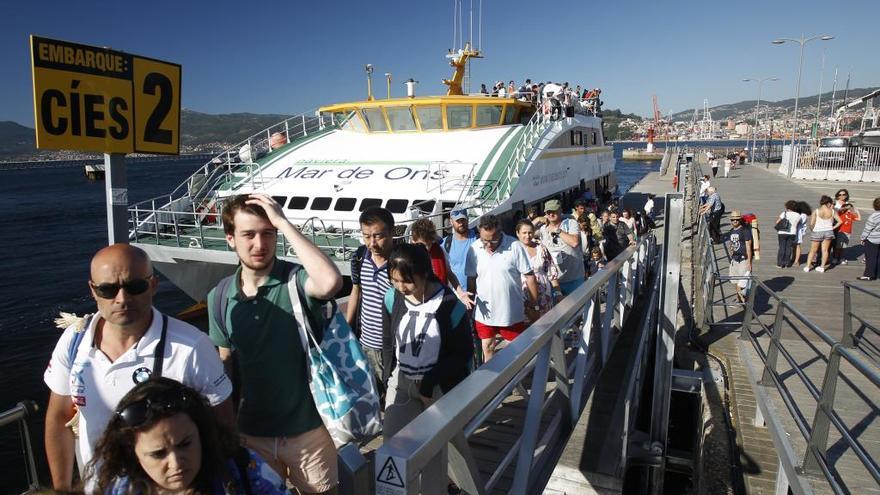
[778,210,801,236]
[699,181,710,198]
[465,234,533,326]
[395,288,444,380]
[44,307,232,471]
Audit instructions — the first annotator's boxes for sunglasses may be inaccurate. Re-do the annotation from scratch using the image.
[116,389,189,427]
[90,276,154,299]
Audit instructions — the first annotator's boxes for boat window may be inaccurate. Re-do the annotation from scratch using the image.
[288,196,309,210]
[476,105,503,127]
[311,197,332,210]
[503,106,518,125]
[446,105,473,129]
[334,111,365,132]
[386,106,417,132]
[415,106,443,130]
[385,199,409,213]
[820,137,847,147]
[570,130,582,146]
[271,196,288,207]
[413,200,436,214]
[359,198,383,211]
[592,132,598,145]
[334,197,357,211]
[361,108,388,132]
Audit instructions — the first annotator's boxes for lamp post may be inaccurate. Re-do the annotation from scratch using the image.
[743,76,779,162]
[772,34,833,177]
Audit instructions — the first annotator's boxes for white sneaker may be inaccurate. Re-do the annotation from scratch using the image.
[803,266,811,272]
[816,266,825,273]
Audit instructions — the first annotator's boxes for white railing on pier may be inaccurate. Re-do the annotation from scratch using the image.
[780,144,880,182]
[374,232,658,495]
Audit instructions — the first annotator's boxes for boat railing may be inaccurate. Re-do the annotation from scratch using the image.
[127,109,337,237]
[1,401,41,493]
[689,182,880,493]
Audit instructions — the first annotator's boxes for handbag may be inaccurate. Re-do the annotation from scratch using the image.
[775,215,791,232]
[288,274,382,447]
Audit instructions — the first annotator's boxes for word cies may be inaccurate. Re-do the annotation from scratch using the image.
[30,35,181,155]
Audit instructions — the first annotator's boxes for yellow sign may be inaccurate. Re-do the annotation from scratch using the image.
[30,35,181,155]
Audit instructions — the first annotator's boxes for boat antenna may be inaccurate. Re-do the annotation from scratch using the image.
[478,0,482,52]
[365,64,375,101]
[451,0,457,52]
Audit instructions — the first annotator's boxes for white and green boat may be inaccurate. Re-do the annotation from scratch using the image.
[129,46,615,301]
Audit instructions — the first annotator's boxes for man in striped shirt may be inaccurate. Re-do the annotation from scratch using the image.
[346,207,395,400]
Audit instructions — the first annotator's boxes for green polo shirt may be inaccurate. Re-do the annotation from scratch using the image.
[208,260,323,437]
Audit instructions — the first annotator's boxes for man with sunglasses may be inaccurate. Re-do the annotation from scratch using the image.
[208,194,342,494]
[723,211,753,303]
[466,214,539,361]
[43,244,233,490]
[538,199,585,297]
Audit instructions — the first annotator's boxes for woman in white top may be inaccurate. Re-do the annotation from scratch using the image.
[804,196,841,273]
[792,201,811,267]
[515,219,559,318]
[775,200,801,268]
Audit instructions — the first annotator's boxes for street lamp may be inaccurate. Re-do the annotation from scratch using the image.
[772,34,833,177]
[742,76,779,162]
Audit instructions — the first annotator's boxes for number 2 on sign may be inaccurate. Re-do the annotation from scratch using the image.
[142,72,172,144]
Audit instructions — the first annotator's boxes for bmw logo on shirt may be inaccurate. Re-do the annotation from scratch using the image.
[132,367,152,384]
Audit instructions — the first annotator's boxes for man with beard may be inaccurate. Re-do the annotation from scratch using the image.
[442,209,477,291]
[208,194,342,494]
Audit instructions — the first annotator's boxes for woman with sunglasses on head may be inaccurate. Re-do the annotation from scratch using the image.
[381,244,473,491]
[409,217,474,310]
[88,377,288,494]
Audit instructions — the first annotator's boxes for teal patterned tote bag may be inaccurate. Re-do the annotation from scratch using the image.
[288,274,382,446]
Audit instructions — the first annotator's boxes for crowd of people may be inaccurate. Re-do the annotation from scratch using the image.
[478,79,603,117]
[701,179,880,308]
[43,190,654,494]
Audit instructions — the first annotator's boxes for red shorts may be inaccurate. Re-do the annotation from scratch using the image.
[475,320,526,341]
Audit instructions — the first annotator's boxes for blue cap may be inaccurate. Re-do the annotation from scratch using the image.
[450,209,468,221]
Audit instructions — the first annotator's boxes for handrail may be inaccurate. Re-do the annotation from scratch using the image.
[843,281,880,359]
[374,232,658,495]
[691,199,880,493]
[0,401,41,492]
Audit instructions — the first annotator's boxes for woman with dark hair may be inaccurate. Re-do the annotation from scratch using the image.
[792,201,812,267]
[775,200,801,268]
[88,377,287,494]
[409,217,473,309]
[804,195,841,273]
[858,197,880,281]
[515,219,559,318]
[381,244,473,490]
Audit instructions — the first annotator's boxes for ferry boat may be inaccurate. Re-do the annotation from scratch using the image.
[128,45,616,301]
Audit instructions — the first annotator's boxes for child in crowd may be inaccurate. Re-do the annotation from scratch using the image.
[586,248,606,277]
[834,203,861,264]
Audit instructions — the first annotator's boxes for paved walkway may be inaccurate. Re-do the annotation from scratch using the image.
[705,164,880,494]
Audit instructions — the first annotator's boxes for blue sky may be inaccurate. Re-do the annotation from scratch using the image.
[3,0,878,127]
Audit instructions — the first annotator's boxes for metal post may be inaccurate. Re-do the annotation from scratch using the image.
[774,457,790,495]
[803,345,842,474]
[104,153,129,244]
[740,279,758,340]
[510,344,552,495]
[842,283,855,348]
[302,114,308,136]
[571,295,597,420]
[760,304,787,386]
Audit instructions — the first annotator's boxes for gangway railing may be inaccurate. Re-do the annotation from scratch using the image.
[691,200,880,494]
[1,401,41,493]
[843,282,880,363]
[375,232,658,495]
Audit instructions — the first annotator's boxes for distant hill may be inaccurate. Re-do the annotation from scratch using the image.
[180,109,291,146]
[0,121,37,158]
[667,86,880,121]
[0,109,292,161]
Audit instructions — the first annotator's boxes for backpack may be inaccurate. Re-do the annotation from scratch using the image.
[443,228,477,253]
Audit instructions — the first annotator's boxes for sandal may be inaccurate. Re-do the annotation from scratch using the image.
[857,276,872,281]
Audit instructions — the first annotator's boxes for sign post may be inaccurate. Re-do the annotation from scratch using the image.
[30,35,181,244]
[104,153,129,244]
